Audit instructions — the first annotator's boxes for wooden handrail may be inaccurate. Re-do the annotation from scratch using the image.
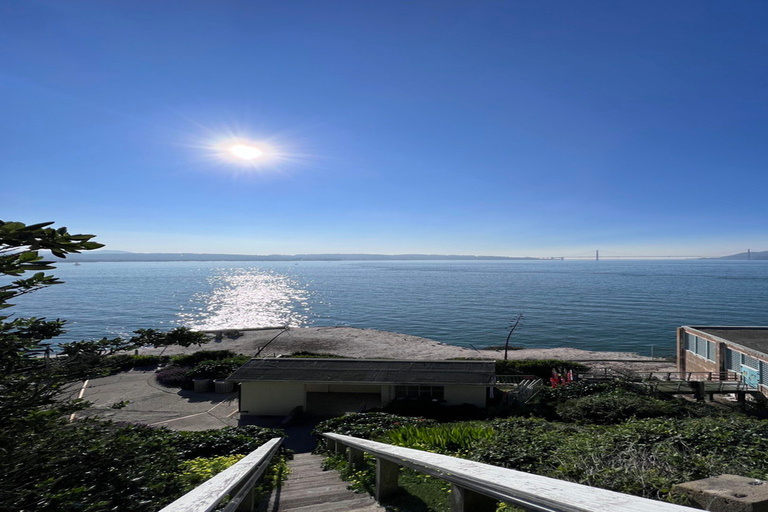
[323,433,699,512]
[160,437,283,512]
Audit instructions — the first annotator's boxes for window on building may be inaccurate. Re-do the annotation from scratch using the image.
[741,353,759,370]
[726,348,741,372]
[394,385,444,401]
[760,361,768,386]
[686,334,715,362]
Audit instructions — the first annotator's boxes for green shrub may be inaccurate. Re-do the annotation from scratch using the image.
[386,422,495,454]
[179,454,245,491]
[313,413,436,452]
[185,356,249,380]
[495,359,589,379]
[556,390,678,424]
[470,417,581,472]
[156,367,193,388]
[170,350,239,368]
[105,354,169,372]
[543,417,768,500]
[171,425,286,460]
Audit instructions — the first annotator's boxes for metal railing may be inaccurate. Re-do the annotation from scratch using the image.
[631,370,741,382]
[323,433,699,512]
[159,437,283,512]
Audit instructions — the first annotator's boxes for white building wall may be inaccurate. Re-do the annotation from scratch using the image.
[444,385,486,407]
[240,382,305,416]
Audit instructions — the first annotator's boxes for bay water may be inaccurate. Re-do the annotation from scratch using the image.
[9,259,768,356]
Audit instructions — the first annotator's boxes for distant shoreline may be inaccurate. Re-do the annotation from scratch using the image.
[64,252,543,263]
[60,250,767,263]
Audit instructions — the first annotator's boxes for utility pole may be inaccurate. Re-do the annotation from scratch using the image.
[504,314,523,360]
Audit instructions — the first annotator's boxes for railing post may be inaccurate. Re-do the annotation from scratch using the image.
[235,487,254,512]
[375,458,400,501]
[450,484,497,512]
[334,440,346,455]
[348,447,364,470]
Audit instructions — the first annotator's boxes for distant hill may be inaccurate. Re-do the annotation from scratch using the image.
[60,251,541,262]
[718,250,768,260]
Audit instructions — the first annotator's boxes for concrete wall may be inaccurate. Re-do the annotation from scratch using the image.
[444,385,486,407]
[240,382,305,416]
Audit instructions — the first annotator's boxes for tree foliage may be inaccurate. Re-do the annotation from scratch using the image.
[0,220,242,512]
[0,221,106,422]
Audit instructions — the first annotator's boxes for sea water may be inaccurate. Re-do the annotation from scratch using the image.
[8,259,768,355]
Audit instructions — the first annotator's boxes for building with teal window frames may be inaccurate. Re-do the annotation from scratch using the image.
[677,326,768,392]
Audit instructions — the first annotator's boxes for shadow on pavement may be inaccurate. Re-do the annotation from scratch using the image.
[240,414,333,453]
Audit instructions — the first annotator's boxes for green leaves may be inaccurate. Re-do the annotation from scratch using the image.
[130,327,208,348]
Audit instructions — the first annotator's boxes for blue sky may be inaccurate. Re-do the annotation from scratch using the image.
[1,1,767,257]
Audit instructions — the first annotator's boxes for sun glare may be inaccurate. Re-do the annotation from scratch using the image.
[188,122,313,176]
[230,144,264,160]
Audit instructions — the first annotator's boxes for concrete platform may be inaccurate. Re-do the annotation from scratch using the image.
[68,369,239,430]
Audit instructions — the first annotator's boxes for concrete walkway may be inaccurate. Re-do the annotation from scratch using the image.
[262,453,385,512]
[70,369,239,430]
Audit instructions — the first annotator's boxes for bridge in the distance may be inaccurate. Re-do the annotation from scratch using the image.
[548,249,751,260]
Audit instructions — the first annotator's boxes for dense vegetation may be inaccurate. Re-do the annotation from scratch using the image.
[0,221,285,511]
[317,381,768,510]
[495,358,589,379]
[155,350,249,388]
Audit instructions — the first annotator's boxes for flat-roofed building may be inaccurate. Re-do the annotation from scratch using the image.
[677,326,768,391]
[227,358,495,416]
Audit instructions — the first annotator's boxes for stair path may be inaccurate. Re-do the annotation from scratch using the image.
[262,452,386,512]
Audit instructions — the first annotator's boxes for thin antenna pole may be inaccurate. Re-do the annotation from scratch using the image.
[504,314,523,360]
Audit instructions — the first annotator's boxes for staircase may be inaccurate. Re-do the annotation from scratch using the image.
[261,453,385,512]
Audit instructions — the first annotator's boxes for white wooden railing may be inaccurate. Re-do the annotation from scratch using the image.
[323,433,699,512]
[159,437,283,512]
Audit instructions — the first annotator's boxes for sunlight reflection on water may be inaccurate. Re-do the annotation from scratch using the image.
[178,268,310,330]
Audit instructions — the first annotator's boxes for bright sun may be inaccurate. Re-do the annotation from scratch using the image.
[230,144,264,160]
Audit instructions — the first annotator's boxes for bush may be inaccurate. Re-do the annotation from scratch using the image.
[470,417,581,472]
[156,367,193,388]
[105,354,168,372]
[312,413,436,451]
[170,350,239,368]
[186,356,249,380]
[6,419,185,512]
[556,390,678,424]
[495,359,590,379]
[386,422,495,454]
[170,425,286,460]
[179,454,245,491]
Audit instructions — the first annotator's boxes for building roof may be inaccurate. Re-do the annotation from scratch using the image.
[227,358,496,386]
[687,326,768,355]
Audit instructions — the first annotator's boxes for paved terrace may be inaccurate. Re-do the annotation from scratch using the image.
[68,369,239,430]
